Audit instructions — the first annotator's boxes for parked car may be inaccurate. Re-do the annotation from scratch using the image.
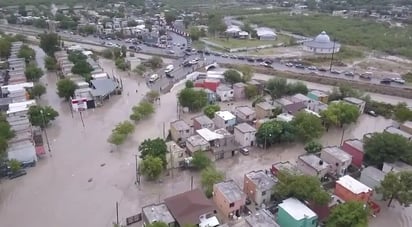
[359,73,372,80]
[308,66,317,70]
[183,60,191,67]
[256,58,264,62]
[318,68,327,72]
[366,110,378,117]
[331,70,341,74]
[260,62,272,68]
[167,50,175,54]
[295,64,305,69]
[9,169,27,179]
[344,71,355,77]
[238,56,245,60]
[391,77,405,84]
[239,148,249,156]
[247,58,255,62]
[285,62,294,67]
[149,74,160,82]
[380,78,392,84]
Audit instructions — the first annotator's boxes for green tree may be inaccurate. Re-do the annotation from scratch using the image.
[28,105,59,128]
[68,51,87,64]
[223,69,243,84]
[0,37,12,58]
[57,78,78,100]
[25,63,43,82]
[141,155,164,180]
[18,45,35,63]
[235,65,254,82]
[256,120,296,147]
[201,167,224,198]
[30,84,46,99]
[178,88,208,112]
[9,159,21,174]
[326,201,368,227]
[376,171,412,207]
[108,121,135,147]
[164,11,177,25]
[321,102,360,128]
[185,80,194,88]
[115,57,128,71]
[121,45,127,58]
[364,132,412,165]
[245,85,258,99]
[134,64,147,76]
[139,138,167,167]
[266,78,288,100]
[203,105,220,119]
[292,112,324,142]
[189,27,200,41]
[304,140,323,154]
[287,82,309,95]
[146,56,163,70]
[72,61,93,76]
[393,103,412,123]
[102,48,113,59]
[191,151,212,170]
[147,221,168,227]
[108,132,127,146]
[130,101,155,121]
[44,56,57,71]
[274,171,330,205]
[207,13,225,36]
[39,33,59,56]
[145,91,160,103]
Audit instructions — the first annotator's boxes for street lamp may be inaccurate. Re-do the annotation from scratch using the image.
[40,109,52,156]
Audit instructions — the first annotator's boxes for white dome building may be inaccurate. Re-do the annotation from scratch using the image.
[303,31,341,54]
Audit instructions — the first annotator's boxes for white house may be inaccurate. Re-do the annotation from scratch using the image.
[186,135,210,154]
[255,27,277,40]
[214,111,236,130]
[170,120,192,142]
[234,123,256,147]
[320,146,352,176]
[216,85,234,102]
[303,31,341,54]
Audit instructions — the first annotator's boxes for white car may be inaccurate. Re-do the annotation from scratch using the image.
[164,65,174,73]
[391,78,405,84]
[149,74,159,82]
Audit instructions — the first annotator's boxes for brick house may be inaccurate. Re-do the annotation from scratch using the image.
[341,139,364,168]
[213,180,246,218]
[334,175,373,203]
[244,170,277,206]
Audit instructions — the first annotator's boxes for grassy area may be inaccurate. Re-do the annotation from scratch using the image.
[244,13,412,58]
[402,72,412,83]
[203,34,290,49]
[301,46,365,65]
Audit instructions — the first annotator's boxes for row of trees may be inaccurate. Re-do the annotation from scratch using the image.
[130,100,155,122]
[178,88,208,112]
[107,121,135,148]
[139,138,168,180]
[68,51,94,81]
[266,78,309,100]
[0,113,15,162]
[27,105,59,128]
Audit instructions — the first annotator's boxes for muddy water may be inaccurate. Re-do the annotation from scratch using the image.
[0,47,410,227]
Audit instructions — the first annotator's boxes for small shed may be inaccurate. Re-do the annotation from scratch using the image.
[360,166,385,200]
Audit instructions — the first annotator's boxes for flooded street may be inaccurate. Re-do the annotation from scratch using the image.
[0,47,409,227]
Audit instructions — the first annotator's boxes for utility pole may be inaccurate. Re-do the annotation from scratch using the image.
[329,39,336,72]
[40,109,52,156]
[115,202,119,225]
[190,175,194,190]
[162,122,165,139]
[340,125,346,146]
[79,110,85,128]
[135,154,140,185]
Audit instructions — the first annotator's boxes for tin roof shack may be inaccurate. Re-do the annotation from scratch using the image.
[90,78,119,107]
[170,120,192,143]
[384,126,412,140]
[255,102,275,119]
[243,209,280,227]
[334,175,373,203]
[216,85,234,102]
[234,106,256,123]
[142,203,177,227]
[186,135,210,154]
[213,180,246,218]
[277,198,318,227]
[343,97,366,114]
[297,154,331,179]
[320,146,352,176]
[341,139,364,168]
[166,141,186,169]
[234,123,256,147]
[164,189,217,226]
[400,121,412,135]
[233,82,246,101]
[271,161,301,176]
[193,115,215,131]
[360,166,385,200]
[213,111,236,132]
[382,161,412,174]
[7,139,38,165]
[244,170,277,206]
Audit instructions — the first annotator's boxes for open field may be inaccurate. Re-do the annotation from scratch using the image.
[243,13,412,58]
[203,34,290,49]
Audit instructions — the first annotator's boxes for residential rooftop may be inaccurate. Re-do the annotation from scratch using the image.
[299,154,330,172]
[171,119,191,131]
[235,106,255,116]
[343,97,365,105]
[142,203,175,224]
[279,198,317,220]
[322,146,352,162]
[337,175,372,194]
[214,180,244,203]
[215,111,235,121]
[235,123,256,133]
[187,135,209,147]
[272,161,300,174]
[245,170,277,192]
[193,115,214,126]
[256,102,274,110]
[309,90,328,97]
[385,126,412,139]
[362,166,385,182]
[244,209,280,227]
[344,139,364,152]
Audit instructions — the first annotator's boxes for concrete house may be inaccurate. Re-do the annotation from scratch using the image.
[277,198,318,227]
[186,135,210,154]
[296,154,331,178]
[334,175,373,203]
[360,166,385,200]
[244,170,277,206]
[343,97,366,114]
[255,102,275,119]
[213,180,246,218]
[341,139,364,168]
[193,115,215,131]
[142,203,177,227]
[170,120,192,142]
[233,82,246,100]
[400,121,412,134]
[307,90,329,104]
[382,161,412,174]
[234,123,256,147]
[384,126,412,140]
[243,209,280,227]
[234,106,256,123]
[166,141,186,169]
[271,161,301,176]
[214,111,236,131]
[212,128,239,160]
[216,85,234,102]
[320,146,352,176]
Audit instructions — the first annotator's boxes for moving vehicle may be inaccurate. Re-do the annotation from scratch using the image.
[164,65,174,74]
[149,74,159,82]
[239,148,249,156]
